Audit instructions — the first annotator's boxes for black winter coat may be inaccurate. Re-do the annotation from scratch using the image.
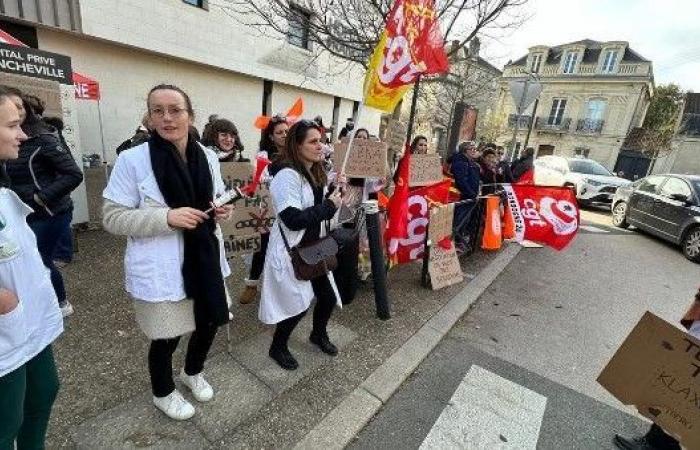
[6,129,84,220]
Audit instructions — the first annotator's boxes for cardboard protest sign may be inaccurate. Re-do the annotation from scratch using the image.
[386,120,407,151]
[332,139,388,178]
[428,243,463,290]
[409,154,443,187]
[428,203,454,244]
[597,312,700,450]
[220,162,253,190]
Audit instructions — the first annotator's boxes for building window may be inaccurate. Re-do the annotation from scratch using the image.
[585,99,606,121]
[574,147,590,158]
[562,52,578,74]
[530,54,542,73]
[548,99,567,125]
[182,0,207,9]
[601,50,617,73]
[288,5,312,50]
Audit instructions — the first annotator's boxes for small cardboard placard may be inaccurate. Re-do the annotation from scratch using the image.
[410,154,443,187]
[597,311,700,450]
[332,139,388,178]
[428,203,454,244]
[428,243,463,290]
[386,120,407,151]
[220,162,253,190]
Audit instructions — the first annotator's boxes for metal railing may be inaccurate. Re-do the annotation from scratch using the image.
[507,114,532,128]
[535,116,571,132]
[576,118,605,133]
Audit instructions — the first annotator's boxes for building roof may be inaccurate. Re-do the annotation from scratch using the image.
[508,39,650,67]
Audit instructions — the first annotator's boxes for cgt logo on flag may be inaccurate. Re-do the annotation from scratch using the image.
[503,184,579,250]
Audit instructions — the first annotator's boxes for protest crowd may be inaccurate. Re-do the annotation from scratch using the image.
[0,2,698,445]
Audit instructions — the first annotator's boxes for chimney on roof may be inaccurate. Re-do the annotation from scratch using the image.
[469,37,481,61]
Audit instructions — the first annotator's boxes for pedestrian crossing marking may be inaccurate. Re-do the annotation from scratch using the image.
[419,365,547,449]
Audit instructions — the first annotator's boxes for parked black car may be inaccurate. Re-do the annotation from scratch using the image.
[611,174,700,262]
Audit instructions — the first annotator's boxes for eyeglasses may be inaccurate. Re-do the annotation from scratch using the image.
[149,106,188,118]
[270,114,287,123]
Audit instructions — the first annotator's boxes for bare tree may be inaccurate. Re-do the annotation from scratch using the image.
[212,0,529,69]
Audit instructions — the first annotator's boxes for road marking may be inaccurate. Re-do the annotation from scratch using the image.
[579,225,610,233]
[419,365,547,450]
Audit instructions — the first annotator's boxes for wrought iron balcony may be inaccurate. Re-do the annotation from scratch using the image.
[535,116,571,132]
[576,119,605,134]
[507,114,532,129]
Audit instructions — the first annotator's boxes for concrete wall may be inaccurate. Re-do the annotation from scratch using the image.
[77,0,366,101]
[38,29,264,161]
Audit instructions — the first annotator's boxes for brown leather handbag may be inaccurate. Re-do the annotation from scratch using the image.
[279,223,338,281]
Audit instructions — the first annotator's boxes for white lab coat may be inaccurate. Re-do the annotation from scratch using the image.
[258,168,341,324]
[103,142,231,303]
[0,189,62,377]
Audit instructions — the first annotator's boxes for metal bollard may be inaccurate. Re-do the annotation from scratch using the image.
[363,200,391,320]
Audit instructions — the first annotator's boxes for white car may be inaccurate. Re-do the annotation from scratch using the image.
[534,156,631,205]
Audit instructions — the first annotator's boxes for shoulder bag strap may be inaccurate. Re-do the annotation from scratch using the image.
[278,219,293,253]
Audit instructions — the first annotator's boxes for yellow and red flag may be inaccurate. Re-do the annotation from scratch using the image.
[364,0,449,112]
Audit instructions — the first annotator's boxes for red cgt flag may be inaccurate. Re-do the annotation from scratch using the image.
[515,168,535,185]
[502,184,580,251]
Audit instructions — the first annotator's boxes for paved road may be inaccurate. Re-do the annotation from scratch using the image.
[351,212,700,449]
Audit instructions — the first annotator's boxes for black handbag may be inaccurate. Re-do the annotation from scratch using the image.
[279,222,338,281]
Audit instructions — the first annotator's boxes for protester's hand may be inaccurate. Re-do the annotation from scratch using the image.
[336,172,347,185]
[0,288,18,315]
[328,189,343,208]
[167,207,209,230]
[211,202,234,223]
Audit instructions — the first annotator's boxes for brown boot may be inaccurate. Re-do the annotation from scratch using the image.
[239,280,258,304]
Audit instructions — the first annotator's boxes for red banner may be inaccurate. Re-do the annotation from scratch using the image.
[503,184,580,250]
[388,179,451,264]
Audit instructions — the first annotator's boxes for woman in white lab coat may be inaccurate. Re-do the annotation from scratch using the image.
[102,84,233,421]
[0,85,62,449]
[259,119,344,371]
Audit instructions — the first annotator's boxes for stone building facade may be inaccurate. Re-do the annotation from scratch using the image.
[495,39,654,170]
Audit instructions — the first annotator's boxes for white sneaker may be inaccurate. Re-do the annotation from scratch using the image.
[153,390,195,421]
[59,301,74,318]
[179,370,214,402]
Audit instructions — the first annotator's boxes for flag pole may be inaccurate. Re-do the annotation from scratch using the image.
[405,74,422,146]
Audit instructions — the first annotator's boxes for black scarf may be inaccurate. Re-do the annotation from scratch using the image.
[149,132,228,329]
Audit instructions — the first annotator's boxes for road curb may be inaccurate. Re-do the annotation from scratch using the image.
[293,244,523,450]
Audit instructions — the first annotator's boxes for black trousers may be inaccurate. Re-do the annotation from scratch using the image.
[248,232,270,281]
[148,324,219,398]
[645,424,680,450]
[271,275,336,350]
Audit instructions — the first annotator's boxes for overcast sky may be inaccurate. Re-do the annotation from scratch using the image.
[484,0,700,91]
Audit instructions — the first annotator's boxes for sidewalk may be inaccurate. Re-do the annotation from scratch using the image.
[48,226,520,449]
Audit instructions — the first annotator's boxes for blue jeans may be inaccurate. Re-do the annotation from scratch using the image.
[28,211,71,305]
[53,218,73,263]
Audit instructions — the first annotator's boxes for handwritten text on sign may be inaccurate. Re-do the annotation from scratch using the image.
[220,162,254,190]
[332,139,388,178]
[410,154,443,187]
[597,312,700,450]
[428,243,463,290]
[429,203,454,244]
[221,232,262,259]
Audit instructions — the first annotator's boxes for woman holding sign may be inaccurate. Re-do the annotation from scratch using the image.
[613,287,700,450]
[102,84,233,421]
[239,115,289,305]
[259,120,345,370]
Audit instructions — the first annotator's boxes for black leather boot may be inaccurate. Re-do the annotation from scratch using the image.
[309,333,338,356]
[268,345,299,370]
